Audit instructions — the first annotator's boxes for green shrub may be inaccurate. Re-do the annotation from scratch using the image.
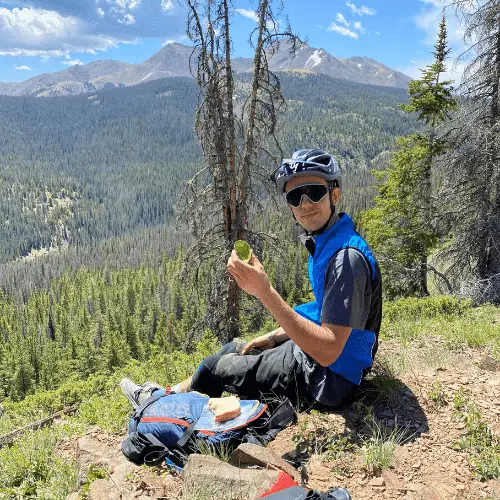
[383,295,472,323]
[0,427,78,499]
[453,396,500,481]
[381,298,499,355]
[362,418,410,474]
[427,381,447,408]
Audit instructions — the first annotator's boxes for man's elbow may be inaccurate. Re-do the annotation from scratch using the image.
[317,351,340,367]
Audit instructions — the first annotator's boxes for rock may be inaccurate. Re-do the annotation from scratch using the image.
[369,477,385,487]
[419,485,444,500]
[229,443,299,480]
[66,494,79,500]
[182,454,280,499]
[479,354,500,372]
[139,475,174,496]
[79,435,140,482]
[88,479,121,500]
[404,483,421,492]
[382,470,404,491]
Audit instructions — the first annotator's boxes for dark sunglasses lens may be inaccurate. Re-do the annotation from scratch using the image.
[286,185,327,207]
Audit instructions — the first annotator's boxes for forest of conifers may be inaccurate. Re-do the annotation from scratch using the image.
[2,0,500,402]
[0,71,418,401]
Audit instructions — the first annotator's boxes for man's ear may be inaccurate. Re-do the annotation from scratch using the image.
[331,187,341,205]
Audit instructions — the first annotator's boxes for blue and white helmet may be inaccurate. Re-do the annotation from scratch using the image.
[271,149,341,193]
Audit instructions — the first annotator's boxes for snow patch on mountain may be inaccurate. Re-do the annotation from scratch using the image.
[306,50,323,68]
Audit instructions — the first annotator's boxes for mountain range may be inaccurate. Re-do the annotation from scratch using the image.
[0,42,411,98]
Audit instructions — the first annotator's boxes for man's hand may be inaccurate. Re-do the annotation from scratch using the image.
[241,333,276,355]
[227,250,271,300]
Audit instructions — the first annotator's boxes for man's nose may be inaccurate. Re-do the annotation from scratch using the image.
[300,194,313,208]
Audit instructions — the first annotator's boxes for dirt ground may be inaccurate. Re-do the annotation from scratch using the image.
[268,338,500,500]
[62,338,499,499]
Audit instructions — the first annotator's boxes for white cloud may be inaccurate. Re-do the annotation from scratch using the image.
[0,6,131,57]
[345,1,376,16]
[62,58,84,65]
[375,30,380,35]
[419,0,446,5]
[103,0,141,24]
[335,13,350,27]
[163,39,174,45]
[235,8,259,23]
[104,0,142,10]
[161,0,174,12]
[353,21,365,33]
[96,7,105,18]
[15,64,31,70]
[327,23,358,39]
[117,12,135,24]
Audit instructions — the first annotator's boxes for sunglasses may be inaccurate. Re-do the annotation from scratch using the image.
[284,184,329,207]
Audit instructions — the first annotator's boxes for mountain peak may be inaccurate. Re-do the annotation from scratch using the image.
[0,43,411,97]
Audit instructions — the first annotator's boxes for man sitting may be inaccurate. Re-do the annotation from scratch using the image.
[121,149,382,412]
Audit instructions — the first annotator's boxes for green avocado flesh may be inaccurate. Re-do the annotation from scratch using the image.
[234,240,251,262]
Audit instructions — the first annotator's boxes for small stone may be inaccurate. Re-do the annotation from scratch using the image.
[405,483,420,492]
[456,484,465,491]
[479,354,500,372]
[411,461,421,469]
[369,477,385,487]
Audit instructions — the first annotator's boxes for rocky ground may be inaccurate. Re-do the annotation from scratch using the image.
[60,338,500,499]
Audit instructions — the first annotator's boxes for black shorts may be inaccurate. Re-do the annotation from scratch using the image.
[190,340,317,410]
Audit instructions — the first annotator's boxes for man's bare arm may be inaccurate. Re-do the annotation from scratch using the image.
[227,251,351,366]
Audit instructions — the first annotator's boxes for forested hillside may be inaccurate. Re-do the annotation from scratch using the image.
[0,69,419,399]
[0,73,415,279]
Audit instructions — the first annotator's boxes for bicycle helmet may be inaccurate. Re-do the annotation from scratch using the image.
[271,149,342,193]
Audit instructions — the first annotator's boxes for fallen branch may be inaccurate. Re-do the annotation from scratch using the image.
[0,405,78,449]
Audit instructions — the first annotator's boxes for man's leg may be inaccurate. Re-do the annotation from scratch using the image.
[189,340,312,409]
[172,341,245,393]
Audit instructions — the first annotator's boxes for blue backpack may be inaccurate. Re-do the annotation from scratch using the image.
[121,389,294,468]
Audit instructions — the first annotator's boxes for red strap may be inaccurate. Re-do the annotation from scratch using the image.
[258,471,299,498]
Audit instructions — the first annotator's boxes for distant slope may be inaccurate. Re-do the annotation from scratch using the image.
[0,73,414,265]
[5,60,133,97]
[266,43,410,88]
[0,43,411,97]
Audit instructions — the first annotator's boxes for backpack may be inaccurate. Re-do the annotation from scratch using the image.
[121,389,296,469]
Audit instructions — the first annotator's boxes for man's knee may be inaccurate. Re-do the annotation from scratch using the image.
[189,354,226,397]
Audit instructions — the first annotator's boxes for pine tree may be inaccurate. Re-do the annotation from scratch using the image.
[437,0,500,303]
[362,15,456,297]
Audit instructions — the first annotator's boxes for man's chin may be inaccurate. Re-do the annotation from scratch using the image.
[298,220,322,232]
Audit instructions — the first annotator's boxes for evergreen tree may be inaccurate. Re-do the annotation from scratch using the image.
[362,16,456,297]
[437,0,500,303]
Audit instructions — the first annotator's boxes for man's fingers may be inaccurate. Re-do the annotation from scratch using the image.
[241,341,254,355]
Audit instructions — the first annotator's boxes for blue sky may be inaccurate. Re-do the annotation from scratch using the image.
[0,0,465,83]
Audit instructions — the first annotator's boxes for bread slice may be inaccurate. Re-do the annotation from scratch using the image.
[208,396,241,422]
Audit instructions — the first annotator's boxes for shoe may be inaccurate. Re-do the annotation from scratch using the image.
[119,378,164,409]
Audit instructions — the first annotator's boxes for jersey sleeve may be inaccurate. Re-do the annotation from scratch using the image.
[320,247,372,329]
